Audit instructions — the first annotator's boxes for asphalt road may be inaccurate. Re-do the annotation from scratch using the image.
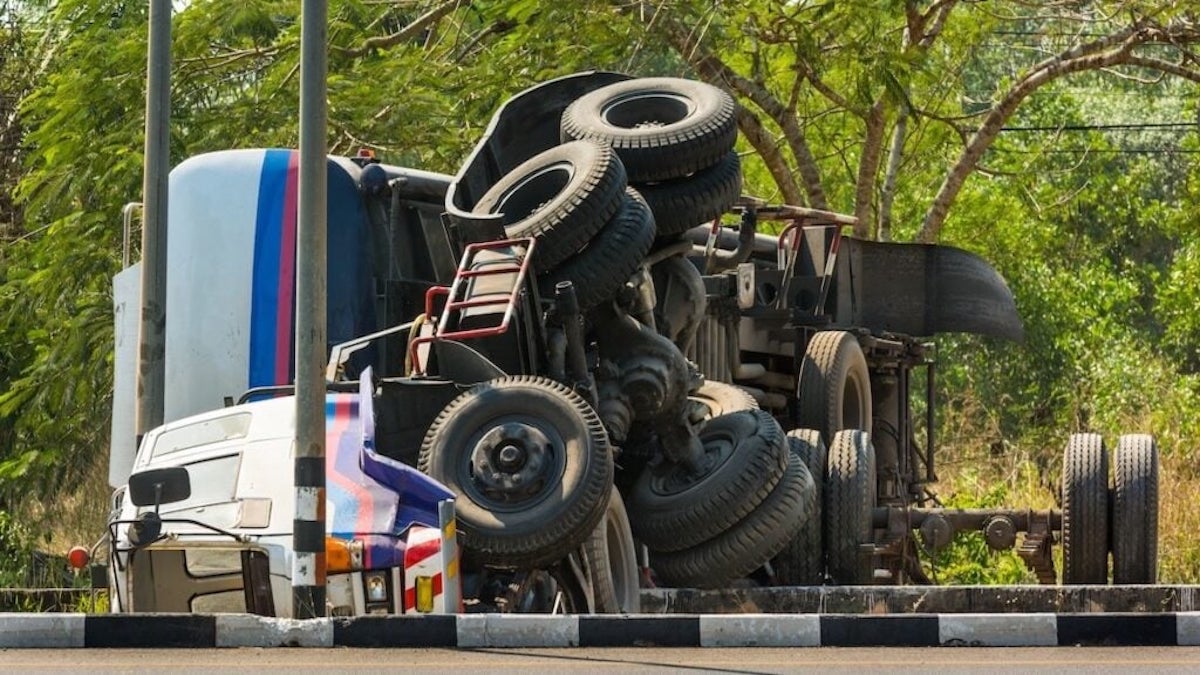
[4,647,1200,673]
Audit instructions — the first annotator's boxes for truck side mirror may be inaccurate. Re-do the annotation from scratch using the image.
[127,466,191,508]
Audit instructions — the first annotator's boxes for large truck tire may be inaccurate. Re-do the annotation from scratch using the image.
[584,487,641,613]
[797,330,873,446]
[688,379,759,423]
[825,429,876,585]
[634,151,742,235]
[1112,433,1159,584]
[629,409,788,553]
[1061,432,1109,585]
[538,188,655,310]
[560,77,737,182]
[472,140,627,272]
[652,450,813,589]
[418,376,614,568]
[771,429,828,586]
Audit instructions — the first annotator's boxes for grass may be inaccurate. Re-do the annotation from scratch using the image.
[933,394,1200,585]
[11,449,111,561]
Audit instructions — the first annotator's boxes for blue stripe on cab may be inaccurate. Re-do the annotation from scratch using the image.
[248,149,290,389]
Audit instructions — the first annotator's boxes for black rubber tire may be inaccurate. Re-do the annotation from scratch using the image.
[1112,433,1159,584]
[584,487,641,613]
[797,330,873,446]
[651,449,813,589]
[560,77,738,182]
[1061,432,1109,585]
[634,151,742,236]
[538,188,655,310]
[688,379,758,424]
[825,429,876,585]
[472,140,627,272]
[418,375,614,568]
[771,429,827,586]
[629,409,788,553]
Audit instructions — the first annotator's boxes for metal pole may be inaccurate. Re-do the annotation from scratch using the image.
[134,0,171,437]
[292,0,328,619]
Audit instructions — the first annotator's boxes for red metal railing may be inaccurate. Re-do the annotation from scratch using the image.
[408,238,535,375]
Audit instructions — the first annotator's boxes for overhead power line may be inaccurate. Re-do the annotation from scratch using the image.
[999,123,1197,132]
[994,147,1200,154]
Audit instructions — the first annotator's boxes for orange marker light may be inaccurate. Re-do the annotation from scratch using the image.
[325,537,363,573]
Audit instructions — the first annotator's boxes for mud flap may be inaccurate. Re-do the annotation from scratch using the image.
[838,238,1024,342]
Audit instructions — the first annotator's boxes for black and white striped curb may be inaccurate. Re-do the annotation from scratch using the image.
[3,613,1200,648]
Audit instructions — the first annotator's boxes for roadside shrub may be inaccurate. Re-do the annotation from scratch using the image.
[924,467,1038,585]
[0,509,34,586]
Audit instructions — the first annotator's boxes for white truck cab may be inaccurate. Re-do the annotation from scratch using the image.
[108,385,460,617]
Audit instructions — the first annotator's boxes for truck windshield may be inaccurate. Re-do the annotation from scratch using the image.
[152,412,252,459]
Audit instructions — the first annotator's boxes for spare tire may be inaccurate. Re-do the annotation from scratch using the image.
[472,140,627,272]
[561,78,737,182]
[538,188,655,310]
[635,151,743,236]
[418,375,614,568]
[629,409,788,553]
[652,449,813,589]
[688,379,758,424]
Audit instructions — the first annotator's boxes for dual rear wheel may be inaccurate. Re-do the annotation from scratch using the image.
[1061,432,1159,584]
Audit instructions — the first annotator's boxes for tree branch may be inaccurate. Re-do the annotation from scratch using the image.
[1123,54,1200,83]
[918,0,957,48]
[336,0,464,58]
[797,60,858,114]
[653,15,827,207]
[918,28,1155,243]
[736,106,804,206]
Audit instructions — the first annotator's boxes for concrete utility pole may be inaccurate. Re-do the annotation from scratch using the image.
[292,0,329,619]
[134,0,171,437]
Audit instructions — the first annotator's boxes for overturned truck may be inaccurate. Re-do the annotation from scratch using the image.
[103,70,1158,616]
[436,70,1159,588]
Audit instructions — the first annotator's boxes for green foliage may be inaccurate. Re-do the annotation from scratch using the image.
[925,467,1038,586]
[0,510,34,586]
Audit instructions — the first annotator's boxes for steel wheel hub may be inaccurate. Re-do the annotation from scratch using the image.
[651,429,734,495]
[471,422,554,503]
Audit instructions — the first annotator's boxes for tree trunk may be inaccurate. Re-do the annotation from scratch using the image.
[878,108,908,243]
[853,100,886,238]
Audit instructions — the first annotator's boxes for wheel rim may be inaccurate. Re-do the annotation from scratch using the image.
[647,426,736,496]
[601,91,694,130]
[605,513,635,611]
[462,420,566,512]
[489,162,573,224]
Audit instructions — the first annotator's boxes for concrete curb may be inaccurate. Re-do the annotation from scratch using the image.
[3,612,1200,648]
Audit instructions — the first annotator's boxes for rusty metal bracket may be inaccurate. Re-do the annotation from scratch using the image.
[1017,510,1058,585]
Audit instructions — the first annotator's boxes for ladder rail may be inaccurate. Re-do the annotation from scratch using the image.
[409,238,536,375]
